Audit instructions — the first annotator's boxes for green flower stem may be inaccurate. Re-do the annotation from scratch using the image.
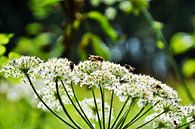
[62,81,95,129]
[142,9,195,103]
[119,100,138,129]
[110,96,130,129]
[115,98,137,129]
[126,101,159,127]
[122,103,148,129]
[176,120,195,129]
[100,86,106,129]
[55,80,82,129]
[92,88,102,129]
[25,74,76,129]
[135,111,166,129]
[107,90,114,129]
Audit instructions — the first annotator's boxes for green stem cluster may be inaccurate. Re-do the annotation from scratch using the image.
[25,74,76,129]
[25,74,179,129]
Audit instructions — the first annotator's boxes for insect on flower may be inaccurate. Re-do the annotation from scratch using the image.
[119,79,128,83]
[88,55,104,62]
[124,64,135,72]
[155,84,162,89]
[69,61,74,71]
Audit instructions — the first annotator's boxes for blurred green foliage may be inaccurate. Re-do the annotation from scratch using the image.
[0,95,69,129]
[86,11,118,41]
[170,33,194,55]
[78,33,111,60]
[29,0,60,19]
[182,59,195,77]
[13,33,64,59]
[0,33,13,56]
[170,32,195,77]
[0,33,19,70]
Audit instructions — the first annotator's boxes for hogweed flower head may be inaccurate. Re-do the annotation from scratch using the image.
[37,81,73,111]
[147,105,195,128]
[1,56,43,81]
[1,55,195,129]
[33,58,74,82]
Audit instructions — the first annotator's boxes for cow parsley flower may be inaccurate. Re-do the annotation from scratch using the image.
[2,56,193,129]
[37,81,73,111]
[115,73,180,107]
[146,111,184,129]
[80,70,119,90]
[79,98,114,122]
[101,61,130,78]
[1,56,43,80]
[180,105,195,123]
[76,60,130,90]
[33,58,74,82]
[77,60,102,74]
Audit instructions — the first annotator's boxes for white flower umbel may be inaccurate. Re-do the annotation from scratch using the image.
[1,56,43,81]
[115,73,180,105]
[146,105,195,129]
[79,98,114,122]
[145,111,183,129]
[180,105,195,124]
[101,61,130,78]
[80,70,119,90]
[37,81,73,111]
[32,58,76,111]
[33,58,74,82]
[2,55,194,129]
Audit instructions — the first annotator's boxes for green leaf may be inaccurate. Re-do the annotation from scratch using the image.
[31,0,60,7]
[0,56,8,68]
[14,37,33,54]
[153,21,163,30]
[26,22,43,35]
[78,33,111,60]
[156,40,165,49]
[8,52,20,60]
[87,11,118,41]
[182,59,195,77]
[0,33,14,45]
[73,20,81,30]
[170,33,193,54]
[0,45,6,55]
[92,36,111,60]
[29,0,57,19]
[40,0,60,7]
[131,0,150,15]
[33,33,51,47]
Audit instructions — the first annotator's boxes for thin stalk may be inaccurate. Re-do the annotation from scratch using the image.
[25,74,76,129]
[135,111,166,129]
[107,90,114,129]
[142,9,195,103]
[100,86,106,129]
[110,96,130,129]
[122,103,148,129]
[92,88,102,129]
[115,98,137,129]
[176,120,195,129]
[69,82,95,129]
[127,101,160,127]
[62,81,95,129]
[55,80,82,129]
